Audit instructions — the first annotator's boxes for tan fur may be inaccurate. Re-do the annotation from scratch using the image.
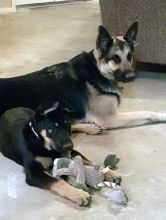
[114,36,125,42]
[74,109,166,133]
[72,123,102,135]
[73,82,166,132]
[72,82,119,134]
[96,111,166,129]
[86,82,118,121]
[50,180,91,205]
[35,156,52,169]
[85,82,119,130]
[94,38,133,81]
[93,49,114,80]
[40,129,55,150]
[104,170,122,184]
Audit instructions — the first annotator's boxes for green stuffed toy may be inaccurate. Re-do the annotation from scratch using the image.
[104,154,120,170]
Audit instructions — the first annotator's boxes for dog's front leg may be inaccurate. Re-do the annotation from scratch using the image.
[72,123,102,135]
[96,111,166,129]
[50,180,92,206]
[25,160,91,206]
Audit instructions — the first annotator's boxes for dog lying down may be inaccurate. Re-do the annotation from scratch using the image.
[0,22,165,135]
[0,101,121,206]
[0,101,91,206]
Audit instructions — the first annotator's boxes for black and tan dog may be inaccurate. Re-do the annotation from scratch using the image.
[0,101,94,206]
[0,21,166,133]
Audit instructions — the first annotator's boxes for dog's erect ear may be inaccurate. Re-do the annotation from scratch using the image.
[124,21,139,48]
[60,100,74,115]
[96,25,113,58]
[36,100,60,117]
[43,102,60,115]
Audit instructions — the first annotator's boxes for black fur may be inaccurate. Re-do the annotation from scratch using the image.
[124,21,139,51]
[0,102,74,188]
[0,22,138,120]
[0,51,121,120]
[96,25,113,58]
[0,102,90,190]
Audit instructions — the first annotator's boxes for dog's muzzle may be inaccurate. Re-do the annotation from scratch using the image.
[114,70,135,82]
[124,71,135,82]
[125,71,135,79]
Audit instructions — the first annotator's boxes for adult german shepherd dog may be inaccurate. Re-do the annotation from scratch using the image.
[0,21,166,134]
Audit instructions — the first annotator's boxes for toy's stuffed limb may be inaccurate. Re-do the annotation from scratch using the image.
[72,156,90,192]
[53,158,74,178]
[74,156,85,184]
[53,156,90,192]
[53,168,74,177]
[85,166,104,189]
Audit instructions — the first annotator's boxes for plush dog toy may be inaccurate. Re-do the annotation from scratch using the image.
[52,154,120,190]
[52,155,128,208]
[53,156,106,191]
[52,155,128,212]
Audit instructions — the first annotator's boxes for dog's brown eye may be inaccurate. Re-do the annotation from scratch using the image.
[111,55,121,64]
[127,52,132,62]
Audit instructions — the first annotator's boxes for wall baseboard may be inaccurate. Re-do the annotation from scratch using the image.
[0,7,16,13]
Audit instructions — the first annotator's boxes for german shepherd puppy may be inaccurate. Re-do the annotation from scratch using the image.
[0,21,165,133]
[0,101,92,206]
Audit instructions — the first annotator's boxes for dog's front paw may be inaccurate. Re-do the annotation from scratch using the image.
[69,188,92,207]
[72,123,103,135]
[85,124,103,135]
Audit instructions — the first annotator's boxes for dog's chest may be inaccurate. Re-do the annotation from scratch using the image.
[85,83,118,122]
[35,156,53,169]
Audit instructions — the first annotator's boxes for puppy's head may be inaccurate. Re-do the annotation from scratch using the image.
[32,100,73,153]
[94,21,138,82]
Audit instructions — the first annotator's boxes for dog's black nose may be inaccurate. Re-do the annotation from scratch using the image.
[125,71,135,80]
[63,143,73,151]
